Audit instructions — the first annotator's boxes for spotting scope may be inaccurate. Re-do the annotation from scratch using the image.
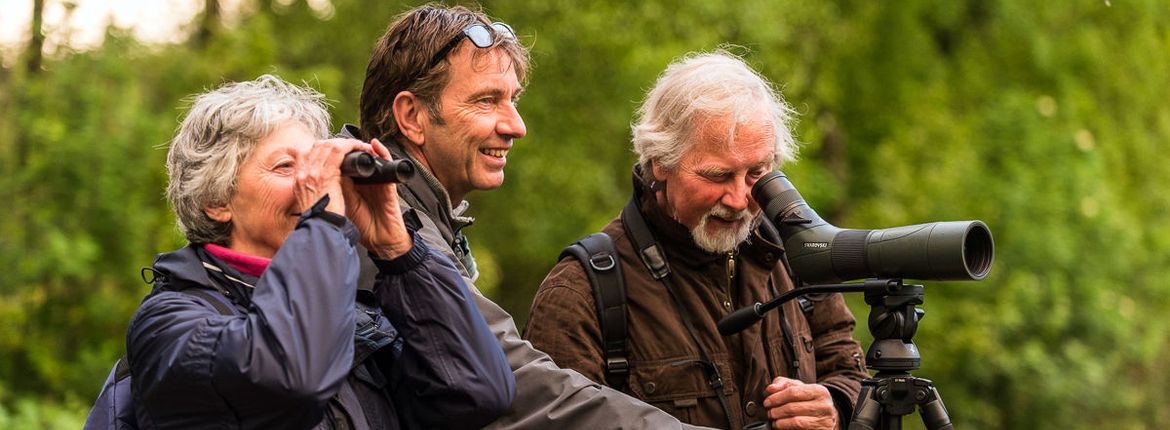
[753,172,994,284]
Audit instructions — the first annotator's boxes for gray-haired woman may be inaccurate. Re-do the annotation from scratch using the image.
[86,75,513,429]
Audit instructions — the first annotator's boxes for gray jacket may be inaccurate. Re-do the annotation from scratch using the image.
[341,125,710,430]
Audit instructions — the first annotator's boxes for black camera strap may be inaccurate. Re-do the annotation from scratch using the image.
[621,196,739,430]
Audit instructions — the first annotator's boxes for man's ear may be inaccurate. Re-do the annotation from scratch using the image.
[650,160,669,184]
[393,91,427,146]
[204,205,231,223]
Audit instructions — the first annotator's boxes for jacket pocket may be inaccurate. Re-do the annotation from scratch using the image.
[768,335,817,383]
[627,355,738,426]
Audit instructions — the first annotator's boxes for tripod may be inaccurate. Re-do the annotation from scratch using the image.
[849,280,953,430]
[717,279,956,429]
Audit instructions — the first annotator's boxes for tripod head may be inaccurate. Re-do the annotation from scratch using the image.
[717,279,927,371]
[863,280,924,372]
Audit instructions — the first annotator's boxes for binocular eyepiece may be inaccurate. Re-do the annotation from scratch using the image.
[340,151,415,184]
[752,172,994,283]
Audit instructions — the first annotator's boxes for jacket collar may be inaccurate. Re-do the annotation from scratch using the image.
[338,124,474,244]
[151,245,212,286]
[150,244,257,302]
[630,165,783,270]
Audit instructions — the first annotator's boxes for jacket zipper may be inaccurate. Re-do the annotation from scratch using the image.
[723,252,737,309]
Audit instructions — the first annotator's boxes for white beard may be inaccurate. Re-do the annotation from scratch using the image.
[691,204,754,253]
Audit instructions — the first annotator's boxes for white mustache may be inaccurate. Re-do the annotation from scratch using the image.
[707,205,751,221]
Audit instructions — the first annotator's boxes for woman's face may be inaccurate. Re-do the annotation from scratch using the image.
[205,122,316,258]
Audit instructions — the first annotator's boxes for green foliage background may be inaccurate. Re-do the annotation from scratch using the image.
[1,1,1167,428]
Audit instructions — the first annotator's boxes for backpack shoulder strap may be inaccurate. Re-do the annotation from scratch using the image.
[559,232,629,390]
[179,287,237,317]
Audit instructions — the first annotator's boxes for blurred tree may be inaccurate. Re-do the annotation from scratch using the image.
[193,0,222,48]
[24,0,45,75]
[0,0,1168,429]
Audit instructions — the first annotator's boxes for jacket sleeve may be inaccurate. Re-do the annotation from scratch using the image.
[376,193,712,430]
[483,286,715,430]
[126,216,359,427]
[371,231,516,429]
[523,260,609,385]
[808,293,868,423]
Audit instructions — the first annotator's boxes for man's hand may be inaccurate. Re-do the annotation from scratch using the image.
[763,377,838,430]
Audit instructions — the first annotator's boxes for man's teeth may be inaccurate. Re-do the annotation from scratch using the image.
[480,148,507,157]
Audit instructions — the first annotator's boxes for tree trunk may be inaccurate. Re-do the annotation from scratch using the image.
[193,0,221,48]
[25,0,45,74]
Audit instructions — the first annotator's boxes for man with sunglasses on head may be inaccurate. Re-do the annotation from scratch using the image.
[338,4,713,430]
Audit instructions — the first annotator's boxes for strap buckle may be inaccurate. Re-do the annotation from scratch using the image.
[606,357,630,375]
[589,253,617,271]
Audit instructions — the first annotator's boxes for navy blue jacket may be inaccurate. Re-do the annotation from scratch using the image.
[124,210,514,429]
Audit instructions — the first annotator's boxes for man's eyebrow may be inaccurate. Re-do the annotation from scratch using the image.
[465,85,524,103]
[466,88,506,101]
[695,166,732,176]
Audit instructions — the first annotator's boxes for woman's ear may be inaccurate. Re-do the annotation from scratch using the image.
[393,91,427,146]
[204,205,232,223]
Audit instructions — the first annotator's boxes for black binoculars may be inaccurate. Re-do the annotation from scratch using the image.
[340,151,415,184]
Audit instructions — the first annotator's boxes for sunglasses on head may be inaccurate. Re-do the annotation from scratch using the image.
[426,22,516,70]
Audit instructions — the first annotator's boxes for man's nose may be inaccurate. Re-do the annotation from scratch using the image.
[720,179,751,212]
[497,102,526,139]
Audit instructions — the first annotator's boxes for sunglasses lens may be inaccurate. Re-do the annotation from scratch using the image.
[465,25,494,48]
[491,22,516,39]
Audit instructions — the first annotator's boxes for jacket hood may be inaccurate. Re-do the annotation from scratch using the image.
[151,245,213,287]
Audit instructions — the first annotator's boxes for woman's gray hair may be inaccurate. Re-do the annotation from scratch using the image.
[632,50,798,175]
[166,74,331,245]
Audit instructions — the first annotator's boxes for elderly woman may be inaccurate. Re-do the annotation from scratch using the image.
[123,75,514,429]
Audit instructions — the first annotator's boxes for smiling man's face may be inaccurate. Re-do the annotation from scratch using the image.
[417,44,526,203]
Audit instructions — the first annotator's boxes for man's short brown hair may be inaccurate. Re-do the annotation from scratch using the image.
[359,4,530,143]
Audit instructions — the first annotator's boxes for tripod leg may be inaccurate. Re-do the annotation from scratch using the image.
[849,385,882,430]
[918,385,953,430]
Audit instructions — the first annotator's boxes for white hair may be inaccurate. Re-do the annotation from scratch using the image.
[166,74,331,245]
[632,50,798,175]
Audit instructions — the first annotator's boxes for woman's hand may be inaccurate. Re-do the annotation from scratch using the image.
[341,138,412,260]
[294,138,370,217]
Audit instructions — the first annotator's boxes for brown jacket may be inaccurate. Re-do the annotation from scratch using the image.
[524,184,866,429]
